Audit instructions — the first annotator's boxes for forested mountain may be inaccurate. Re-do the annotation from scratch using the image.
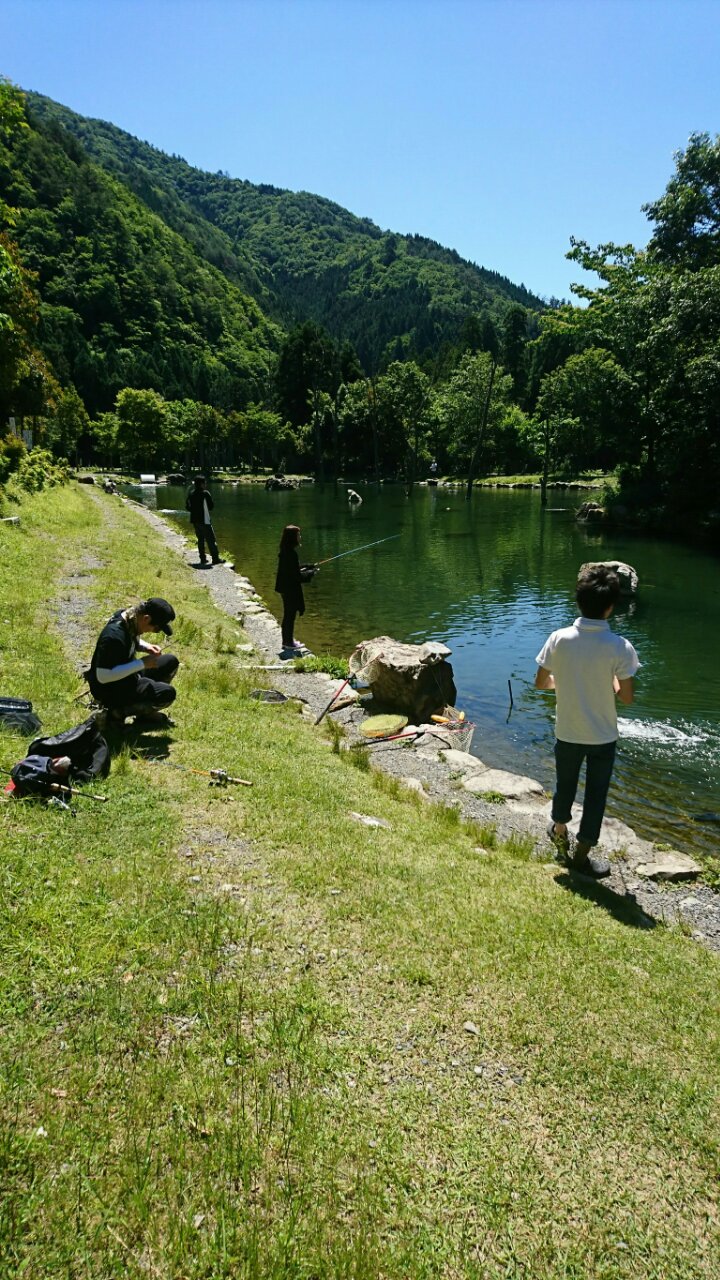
[0,88,282,418]
[27,93,544,372]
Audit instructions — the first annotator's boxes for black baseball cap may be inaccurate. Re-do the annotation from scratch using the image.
[142,597,175,636]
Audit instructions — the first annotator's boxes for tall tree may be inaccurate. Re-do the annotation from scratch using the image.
[643,132,720,269]
[115,387,167,469]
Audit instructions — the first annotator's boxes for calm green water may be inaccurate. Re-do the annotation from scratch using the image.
[134,481,720,859]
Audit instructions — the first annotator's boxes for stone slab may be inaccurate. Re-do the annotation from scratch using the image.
[635,853,702,882]
[463,769,545,801]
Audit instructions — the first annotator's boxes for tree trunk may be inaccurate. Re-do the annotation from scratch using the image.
[465,360,496,499]
[540,418,550,506]
[370,379,380,483]
[311,388,325,483]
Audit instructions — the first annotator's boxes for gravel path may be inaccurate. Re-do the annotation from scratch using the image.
[125,494,720,953]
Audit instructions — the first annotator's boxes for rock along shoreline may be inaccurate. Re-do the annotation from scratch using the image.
[127,495,720,953]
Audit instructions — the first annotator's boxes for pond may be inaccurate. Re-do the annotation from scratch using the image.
[132,480,720,860]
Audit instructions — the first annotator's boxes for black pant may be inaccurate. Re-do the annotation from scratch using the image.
[96,653,179,711]
[552,739,616,847]
[281,595,298,648]
[193,521,219,563]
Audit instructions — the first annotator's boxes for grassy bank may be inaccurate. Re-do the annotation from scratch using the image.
[1,486,719,1279]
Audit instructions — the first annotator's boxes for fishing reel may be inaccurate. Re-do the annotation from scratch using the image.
[209,768,230,788]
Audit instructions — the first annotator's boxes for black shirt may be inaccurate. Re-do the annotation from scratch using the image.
[89,611,138,693]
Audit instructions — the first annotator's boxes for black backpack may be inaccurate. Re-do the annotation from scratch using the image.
[26,717,110,783]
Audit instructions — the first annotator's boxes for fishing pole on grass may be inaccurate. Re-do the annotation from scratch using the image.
[314,533,401,567]
[136,756,252,788]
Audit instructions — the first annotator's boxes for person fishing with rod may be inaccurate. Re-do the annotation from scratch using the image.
[275,524,319,658]
[274,526,401,659]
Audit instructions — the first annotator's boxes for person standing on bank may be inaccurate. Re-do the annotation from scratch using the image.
[88,598,179,725]
[274,524,318,657]
[534,564,640,877]
[186,475,225,566]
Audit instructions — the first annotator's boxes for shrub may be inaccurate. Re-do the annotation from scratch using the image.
[5,447,69,495]
[0,431,26,484]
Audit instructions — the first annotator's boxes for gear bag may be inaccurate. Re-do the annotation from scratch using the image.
[26,717,110,782]
[10,754,59,797]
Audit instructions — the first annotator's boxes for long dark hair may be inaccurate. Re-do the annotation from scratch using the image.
[279,524,300,552]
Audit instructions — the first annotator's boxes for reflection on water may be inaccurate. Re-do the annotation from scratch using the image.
[129,481,720,859]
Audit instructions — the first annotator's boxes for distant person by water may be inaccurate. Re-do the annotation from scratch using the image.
[534,564,640,876]
[186,475,225,567]
[274,524,318,657]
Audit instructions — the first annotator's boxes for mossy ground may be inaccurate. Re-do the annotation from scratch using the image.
[0,486,718,1279]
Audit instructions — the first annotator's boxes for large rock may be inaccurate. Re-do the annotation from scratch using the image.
[350,636,457,724]
[580,559,639,595]
[576,501,606,524]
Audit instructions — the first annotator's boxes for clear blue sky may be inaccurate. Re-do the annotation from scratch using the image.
[2,0,719,300]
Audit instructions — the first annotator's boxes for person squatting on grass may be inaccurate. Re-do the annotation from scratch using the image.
[186,475,225,566]
[88,598,179,725]
[534,564,640,877]
[274,524,318,656]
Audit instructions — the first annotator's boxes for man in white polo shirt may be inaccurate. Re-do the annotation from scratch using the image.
[535,564,640,876]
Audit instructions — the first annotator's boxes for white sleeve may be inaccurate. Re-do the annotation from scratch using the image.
[615,640,640,680]
[95,658,145,684]
[535,633,556,671]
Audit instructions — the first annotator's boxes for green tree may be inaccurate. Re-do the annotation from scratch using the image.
[115,387,167,469]
[644,132,720,269]
[235,404,290,471]
[536,347,635,473]
[48,385,89,461]
[438,351,512,496]
[377,360,431,490]
[502,305,528,403]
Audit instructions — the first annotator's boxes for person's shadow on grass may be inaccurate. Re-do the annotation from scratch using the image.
[103,725,174,763]
[555,869,658,931]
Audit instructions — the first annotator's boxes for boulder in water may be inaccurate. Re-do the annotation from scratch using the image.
[576,501,606,524]
[580,559,639,595]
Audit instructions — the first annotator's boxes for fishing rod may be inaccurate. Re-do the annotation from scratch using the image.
[314,533,401,567]
[1,767,108,802]
[137,756,252,788]
[350,730,424,749]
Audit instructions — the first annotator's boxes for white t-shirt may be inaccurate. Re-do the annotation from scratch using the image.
[535,617,640,745]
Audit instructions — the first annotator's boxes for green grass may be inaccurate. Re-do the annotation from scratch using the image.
[1,485,719,1278]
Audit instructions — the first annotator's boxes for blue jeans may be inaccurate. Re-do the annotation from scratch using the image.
[552,739,617,847]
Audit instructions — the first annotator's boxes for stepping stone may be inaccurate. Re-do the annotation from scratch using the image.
[635,852,701,882]
[463,769,545,801]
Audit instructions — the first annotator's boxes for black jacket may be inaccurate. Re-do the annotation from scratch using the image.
[186,487,214,524]
[275,549,317,612]
[275,547,304,612]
